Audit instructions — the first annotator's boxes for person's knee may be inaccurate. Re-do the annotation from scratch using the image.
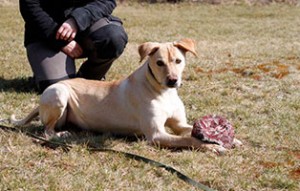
[89,25,128,60]
[105,27,128,58]
[37,75,74,94]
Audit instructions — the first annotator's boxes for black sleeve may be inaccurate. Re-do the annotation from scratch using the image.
[69,0,117,32]
[19,0,67,49]
[19,0,57,38]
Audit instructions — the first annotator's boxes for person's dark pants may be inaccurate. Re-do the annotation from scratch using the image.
[26,17,128,93]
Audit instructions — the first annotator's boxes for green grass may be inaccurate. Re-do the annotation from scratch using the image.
[1,1,300,190]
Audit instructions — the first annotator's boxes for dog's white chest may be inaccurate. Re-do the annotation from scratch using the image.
[151,91,182,117]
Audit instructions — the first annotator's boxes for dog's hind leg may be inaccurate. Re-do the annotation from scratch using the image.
[39,84,70,139]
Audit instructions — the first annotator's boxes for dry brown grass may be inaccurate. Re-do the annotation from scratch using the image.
[1,2,300,190]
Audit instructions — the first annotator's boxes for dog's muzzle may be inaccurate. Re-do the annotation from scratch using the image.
[166,77,179,88]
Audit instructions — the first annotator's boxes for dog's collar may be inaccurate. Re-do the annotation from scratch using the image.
[147,63,161,85]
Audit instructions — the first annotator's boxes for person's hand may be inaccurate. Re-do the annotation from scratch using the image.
[56,18,78,41]
[61,40,83,58]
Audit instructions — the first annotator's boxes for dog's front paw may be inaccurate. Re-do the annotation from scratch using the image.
[232,138,243,148]
[212,145,227,155]
[203,144,227,155]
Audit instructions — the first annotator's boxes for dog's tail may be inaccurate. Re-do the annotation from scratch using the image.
[10,107,39,126]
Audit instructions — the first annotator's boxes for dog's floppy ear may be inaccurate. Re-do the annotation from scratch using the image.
[173,38,198,57]
[138,42,160,62]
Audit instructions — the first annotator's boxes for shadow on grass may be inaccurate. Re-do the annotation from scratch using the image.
[0,121,186,153]
[0,76,38,93]
[0,122,141,152]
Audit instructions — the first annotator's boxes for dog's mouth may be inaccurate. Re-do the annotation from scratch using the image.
[167,85,178,88]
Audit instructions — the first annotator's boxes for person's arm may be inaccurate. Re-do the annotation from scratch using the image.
[19,0,67,49]
[56,0,117,42]
[69,0,117,32]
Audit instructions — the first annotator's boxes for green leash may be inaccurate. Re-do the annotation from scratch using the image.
[0,124,216,191]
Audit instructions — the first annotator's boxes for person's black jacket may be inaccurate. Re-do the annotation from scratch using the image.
[19,0,117,49]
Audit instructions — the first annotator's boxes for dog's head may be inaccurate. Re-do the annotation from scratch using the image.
[138,38,197,88]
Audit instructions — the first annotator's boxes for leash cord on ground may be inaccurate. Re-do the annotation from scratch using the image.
[0,124,216,191]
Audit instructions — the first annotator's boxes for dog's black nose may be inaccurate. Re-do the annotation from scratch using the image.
[167,78,178,87]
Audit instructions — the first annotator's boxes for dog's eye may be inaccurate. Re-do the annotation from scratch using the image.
[175,59,182,64]
[156,60,164,67]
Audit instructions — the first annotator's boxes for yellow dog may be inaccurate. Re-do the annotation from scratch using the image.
[11,39,241,153]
